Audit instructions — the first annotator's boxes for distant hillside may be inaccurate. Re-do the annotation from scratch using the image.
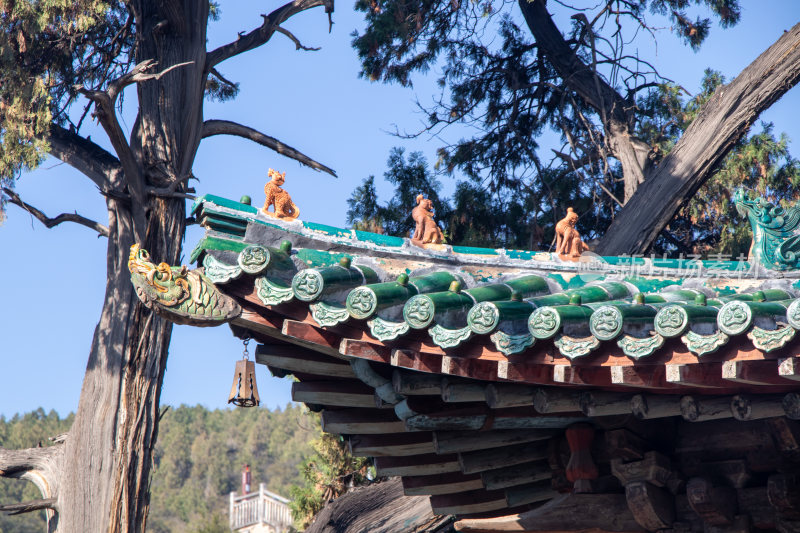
[0,405,319,533]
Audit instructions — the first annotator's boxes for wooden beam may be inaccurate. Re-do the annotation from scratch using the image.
[434,430,556,455]
[778,357,800,381]
[680,396,734,422]
[610,365,677,389]
[392,369,443,395]
[579,391,633,417]
[497,362,553,384]
[722,359,794,386]
[339,338,391,364]
[321,409,407,434]
[481,461,551,490]
[406,404,585,432]
[459,441,549,475]
[533,388,582,414]
[442,379,487,403]
[665,363,726,388]
[281,319,343,358]
[486,384,536,408]
[391,348,442,374]
[349,433,435,457]
[374,454,461,476]
[431,489,509,516]
[553,365,612,387]
[402,472,485,496]
[255,344,356,378]
[631,394,682,420]
[455,493,643,532]
[442,356,499,382]
[292,381,382,409]
[730,394,785,421]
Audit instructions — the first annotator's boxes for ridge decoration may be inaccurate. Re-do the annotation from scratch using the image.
[734,189,800,271]
[254,277,294,306]
[202,254,243,284]
[617,334,665,360]
[554,334,600,360]
[468,303,500,334]
[310,302,351,327]
[490,331,534,355]
[747,326,796,352]
[429,324,473,348]
[368,317,410,341]
[681,330,729,357]
[128,244,241,326]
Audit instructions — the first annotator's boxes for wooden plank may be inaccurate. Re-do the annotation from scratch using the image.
[280,319,343,358]
[460,441,550,475]
[402,472,484,496]
[486,384,536,408]
[434,430,557,454]
[610,365,677,389]
[722,359,794,386]
[392,369,443,395]
[291,381,381,409]
[431,489,509,516]
[778,357,800,381]
[391,348,442,374]
[442,356,499,381]
[455,493,642,532]
[339,338,391,364]
[481,461,551,490]
[504,481,558,508]
[255,344,356,379]
[497,362,553,384]
[553,365,612,387]
[321,409,407,434]
[665,363,726,388]
[374,454,461,476]
[349,433,435,457]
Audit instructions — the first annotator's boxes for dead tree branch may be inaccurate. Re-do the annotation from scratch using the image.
[275,26,321,51]
[201,119,337,177]
[206,0,332,68]
[73,59,192,242]
[2,188,109,237]
[0,498,57,516]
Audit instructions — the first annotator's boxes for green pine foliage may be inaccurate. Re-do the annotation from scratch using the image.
[289,433,371,531]
[638,71,800,257]
[0,405,320,533]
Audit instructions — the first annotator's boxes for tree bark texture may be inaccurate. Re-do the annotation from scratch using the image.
[518,0,647,202]
[306,478,454,533]
[56,2,203,531]
[598,21,800,255]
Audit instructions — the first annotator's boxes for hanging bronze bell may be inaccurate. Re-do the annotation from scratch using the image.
[228,338,260,407]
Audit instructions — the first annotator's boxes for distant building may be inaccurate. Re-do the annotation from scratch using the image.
[229,465,292,533]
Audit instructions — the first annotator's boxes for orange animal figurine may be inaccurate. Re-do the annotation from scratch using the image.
[262,169,300,220]
[411,194,444,246]
[555,207,588,259]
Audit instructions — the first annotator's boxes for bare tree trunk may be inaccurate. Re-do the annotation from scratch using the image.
[57,2,205,531]
[597,22,800,255]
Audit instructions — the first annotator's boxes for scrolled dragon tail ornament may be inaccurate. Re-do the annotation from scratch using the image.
[734,189,800,271]
[128,244,241,326]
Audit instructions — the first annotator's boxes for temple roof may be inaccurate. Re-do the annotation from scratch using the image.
[191,194,800,372]
[159,194,800,531]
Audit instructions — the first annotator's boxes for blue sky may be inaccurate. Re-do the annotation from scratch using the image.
[1,1,800,417]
